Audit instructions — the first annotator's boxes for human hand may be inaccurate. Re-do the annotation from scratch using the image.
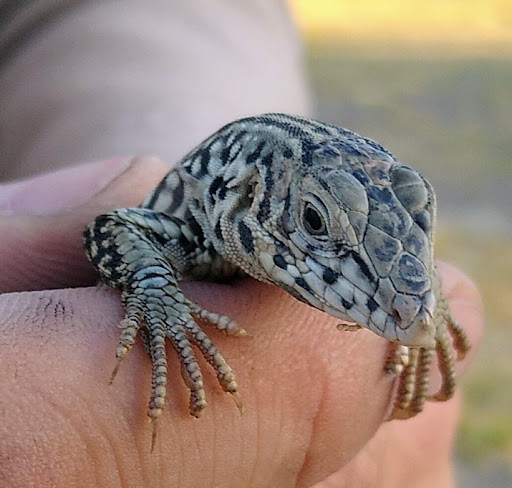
[0,158,483,487]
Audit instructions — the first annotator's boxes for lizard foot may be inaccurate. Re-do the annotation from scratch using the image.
[110,288,242,451]
[388,328,464,420]
[388,284,471,419]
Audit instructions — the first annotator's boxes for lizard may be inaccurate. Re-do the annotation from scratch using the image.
[83,113,471,449]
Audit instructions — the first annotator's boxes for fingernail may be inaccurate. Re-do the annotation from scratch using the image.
[0,157,132,214]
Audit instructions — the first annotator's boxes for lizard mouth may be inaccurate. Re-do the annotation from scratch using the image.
[385,292,436,346]
[320,282,437,347]
[317,243,437,345]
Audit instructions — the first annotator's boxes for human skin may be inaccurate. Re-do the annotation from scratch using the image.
[0,158,483,488]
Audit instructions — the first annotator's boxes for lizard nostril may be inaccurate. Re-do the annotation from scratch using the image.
[392,307,402,324]
[391,294,424,330]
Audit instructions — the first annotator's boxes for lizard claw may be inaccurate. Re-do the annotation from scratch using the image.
[151,418,158,453]
[231,391,244,414]
[109,358,122,385]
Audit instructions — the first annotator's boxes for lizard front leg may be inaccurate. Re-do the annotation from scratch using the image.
[84,208,244,449]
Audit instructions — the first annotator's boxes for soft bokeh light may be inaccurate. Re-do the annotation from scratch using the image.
[291,0,512,46]
[290,1,512,483]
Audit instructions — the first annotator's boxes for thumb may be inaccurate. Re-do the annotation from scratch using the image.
[0,157,169,293]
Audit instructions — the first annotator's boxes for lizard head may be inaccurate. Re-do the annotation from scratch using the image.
[243,130,438,347]
[211,114,438,347]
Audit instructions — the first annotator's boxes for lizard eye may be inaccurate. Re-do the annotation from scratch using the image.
[303,203,326,235]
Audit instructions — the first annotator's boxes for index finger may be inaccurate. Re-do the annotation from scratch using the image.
[0,157,169,293]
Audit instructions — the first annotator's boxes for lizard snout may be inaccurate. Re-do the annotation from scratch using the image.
[390,291,436,346]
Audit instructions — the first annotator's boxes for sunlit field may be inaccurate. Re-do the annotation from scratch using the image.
[290,0,512,481]
[292,0,512,50]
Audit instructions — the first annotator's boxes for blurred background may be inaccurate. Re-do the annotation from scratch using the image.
[290,0,511,486]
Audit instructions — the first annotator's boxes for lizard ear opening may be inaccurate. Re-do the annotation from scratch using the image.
[213,168,262,225]
[245,176,259,209]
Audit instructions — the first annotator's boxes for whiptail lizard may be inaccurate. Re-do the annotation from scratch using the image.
[83,113,471,449]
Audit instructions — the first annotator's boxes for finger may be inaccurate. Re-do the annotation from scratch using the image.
[437,260,484,369]
[0,264,483,487]
[0,157,169,293]
[0,284,390,488]
[314,394,462,488]
[310,264,484,487]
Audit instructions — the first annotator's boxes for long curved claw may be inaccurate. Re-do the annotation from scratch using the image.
[231,391,244,414]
